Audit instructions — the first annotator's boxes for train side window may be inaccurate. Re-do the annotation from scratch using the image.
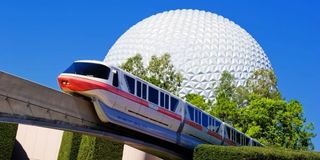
[240,134,243,145]
[234,131,237,143]
[232,130,235,141]
[211,118,215,131]
[215,119,221,132]
[242,135,246,145]
[112,72,119,87]
[194,110,201,124]
[225,127,230,139]
[170,97,178,112]
[198,111,202,124]
[165,94,169,109]
[195,110,199,123]
[246,137,250,146]
[124,75,135,94]
[253,141,257,146]
[202,113,208,127]
[230,129,233,141]
[142,83,147,100]
[187,105,194,121]
[148,86,159,105]
[160,92,164,107]
[136,81,141,97]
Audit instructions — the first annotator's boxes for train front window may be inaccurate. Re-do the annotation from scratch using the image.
[64,62,110,80]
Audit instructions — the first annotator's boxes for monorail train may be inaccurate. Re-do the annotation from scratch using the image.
[58,60,263,149]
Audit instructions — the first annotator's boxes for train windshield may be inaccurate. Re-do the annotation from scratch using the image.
[64,62,110,80]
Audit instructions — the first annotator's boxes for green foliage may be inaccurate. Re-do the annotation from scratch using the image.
[120,53,182,94]
[237,99,315,150]
[211,96,238,124]
[77,135,96,160]
[119,54,147,79]
[0,122,18,160]
[93,137,123,160]
[58,131,82,160]
[211,70,315,150]
[245,69,281,100]
[147,54,183,93]
[211,71,238,123]
[215,71,236,99]
[193,144,320,160]
[185,93,211,112]
[58,132,123,160]
[203,70,315,150]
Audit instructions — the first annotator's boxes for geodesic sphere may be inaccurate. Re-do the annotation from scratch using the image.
[104,9,272,100]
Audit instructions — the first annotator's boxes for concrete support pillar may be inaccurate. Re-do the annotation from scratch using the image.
[122,145,162,160]
[15,124,63,160]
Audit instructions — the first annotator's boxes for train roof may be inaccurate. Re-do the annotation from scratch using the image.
[74,60,107,65]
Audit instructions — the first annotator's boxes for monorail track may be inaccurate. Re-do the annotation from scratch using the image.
[0,71,192,160]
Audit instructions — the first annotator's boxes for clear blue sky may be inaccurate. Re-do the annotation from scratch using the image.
[1,0,319,151]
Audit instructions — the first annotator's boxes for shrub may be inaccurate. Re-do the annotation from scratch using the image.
[58,131,123,160]
[58,131,82,160]
[92,137,123,160]
[193,144,320,160]
[0,123,18,160]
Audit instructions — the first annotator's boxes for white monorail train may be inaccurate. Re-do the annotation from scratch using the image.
[58,60,263,149]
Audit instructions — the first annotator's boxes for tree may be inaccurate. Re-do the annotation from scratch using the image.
[236,98,315,150]
[215,71,236,99]
[211,69,315,150]
[185,93,211,112]
[119,54,147,79]
[147,54,183,93]
[120,53,182,94]
[245,69,281,100]
[211,71,238,124]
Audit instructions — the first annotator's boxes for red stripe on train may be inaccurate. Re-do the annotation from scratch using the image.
[185,120,203,131]
[207,130,223,140]
[224,139,236,146]
[157,108,182,121]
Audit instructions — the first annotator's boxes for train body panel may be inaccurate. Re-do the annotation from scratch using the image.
[94,99,178,144]
[181,121,224,146]
[58,60,263,149]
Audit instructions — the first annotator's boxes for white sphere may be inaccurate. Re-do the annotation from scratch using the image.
[104,9,272,100]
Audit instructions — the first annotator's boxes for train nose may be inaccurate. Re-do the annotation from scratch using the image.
[57,75,100,92]
[58,75,73,92]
